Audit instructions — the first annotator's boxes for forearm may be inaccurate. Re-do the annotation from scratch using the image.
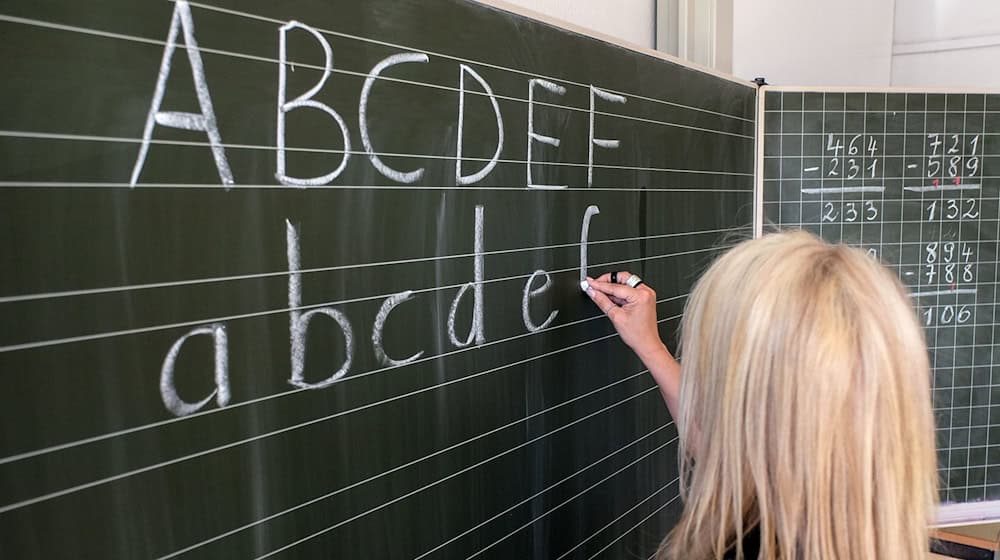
[635,342,681,420]
[581,275,681,418]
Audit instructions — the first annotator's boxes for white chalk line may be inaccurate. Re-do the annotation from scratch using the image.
[763,108,1000,115]
[763,150,1000,155]
[931,406,997,416]
[0,331,644,513]
[904,184,982,193]
[554,478,678,560]
[256,430,678,560]
[159,372,658,559]
[912,288,979,298]
[0,328,671,515]
[0,246,727,353]
[909,291,991,301]
[412,441,677,560]
[175,0,755,123]
[928,342,1000,352]
[462,438,677,559]
[0,130,757,174]
[775,219,1000,226]
[583,492,680,560]
[764,176,1000,183]
[800,186,885,194]
[765,188,1000,199]
[0,223,743,304]
[727,239,992,248]
[921,320,1000,331]
[0,296,687,467]
[0,15,753,140]
[0,180,755,190]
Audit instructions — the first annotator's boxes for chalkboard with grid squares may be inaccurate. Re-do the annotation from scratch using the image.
[761,88,1000,504]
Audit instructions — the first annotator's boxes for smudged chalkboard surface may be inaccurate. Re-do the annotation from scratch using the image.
[0,0,755,557]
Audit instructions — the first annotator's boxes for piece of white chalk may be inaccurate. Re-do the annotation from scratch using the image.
[580,280,590,293]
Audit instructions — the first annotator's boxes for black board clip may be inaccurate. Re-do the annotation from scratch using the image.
[753,77,768,87]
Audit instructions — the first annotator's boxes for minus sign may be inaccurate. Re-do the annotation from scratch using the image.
[907,164,918,169]
[904,272,915,277]
[804,167,819,172]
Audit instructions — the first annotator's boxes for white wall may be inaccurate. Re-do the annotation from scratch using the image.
[730,0,1000,89]
[497,1,1000,90]
[499,0,655,49]
[891,0,1000,88]
[732,0,895,87]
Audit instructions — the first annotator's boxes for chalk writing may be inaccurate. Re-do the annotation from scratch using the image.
[527,79,568,189]
[360,53,430,184]
[132,0,232,188]
[588,86,626,188]
[373,290,425,366]
[276,21,353,186]
[286,219,355,388]
[522,270,558,332]
[456,66,503,186]
[447,205,486,347]
[579,205,601,290]
[159,323,230,417]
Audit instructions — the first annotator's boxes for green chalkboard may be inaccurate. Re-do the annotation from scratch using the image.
[759,87,1000,508]
[0,0,756,557]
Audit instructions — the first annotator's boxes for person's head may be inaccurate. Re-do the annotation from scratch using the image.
[660,231,937,560]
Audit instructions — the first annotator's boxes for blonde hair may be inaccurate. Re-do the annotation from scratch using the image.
[659,231,937,560]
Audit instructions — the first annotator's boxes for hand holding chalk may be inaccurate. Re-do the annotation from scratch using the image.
[583,271,667,363]
[584,271,681,418]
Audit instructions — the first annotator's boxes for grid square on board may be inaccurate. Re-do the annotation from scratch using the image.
[782,91,803,111]
[845,93,866,111]
[927,93,947,111]
[764,91,781,111]
[887,93,907,113]
[803,92,824,111]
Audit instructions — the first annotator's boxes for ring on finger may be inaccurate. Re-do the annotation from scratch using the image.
[626,274,643,288]
[611,271,618,284]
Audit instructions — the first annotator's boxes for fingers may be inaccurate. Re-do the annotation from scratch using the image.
[609,295,628,307]
[594,270,633,284]
[586,286,621,321]
[586,272,655,322]
[586,278,639,302]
